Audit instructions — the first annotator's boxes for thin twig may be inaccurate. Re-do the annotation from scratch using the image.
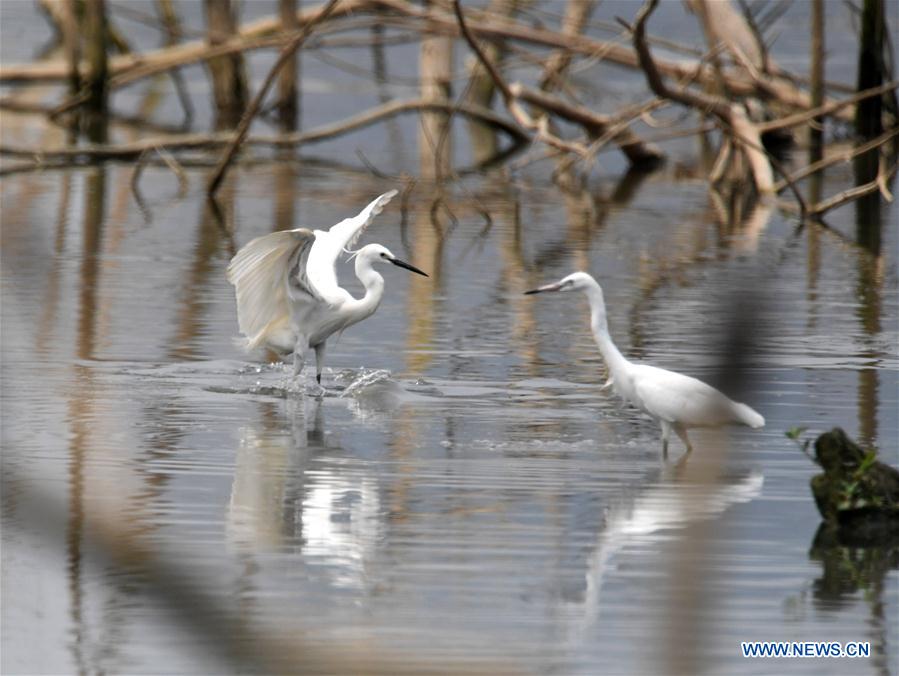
[708,137,733,186]
[130,148,151,208]
[511,83,664,165]
[758,80,899,133]
[207,0,341,196]
[452,0,513,105]
[581,99,667,167]
[627,0,773,192]
[736,0,771,73]
[169,67,194,129]
[1,98,528,162]
[2,0,368,85]
[452,0,588,157]
[355,148,394,179]
[398,178,415,258]
[0,97,186,134]
[155,146,188,194]
[809,157,898,216]
[129,145,188,220]
[773,128,899,192]
[877,152,894,202]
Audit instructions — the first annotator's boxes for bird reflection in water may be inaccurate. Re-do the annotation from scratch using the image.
[226,396,385,591]
[557,467,764,647]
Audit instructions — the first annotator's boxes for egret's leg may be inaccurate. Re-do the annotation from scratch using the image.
[292,337,307,377]
[292,351,306,377]
[313,342,327,385]
[600,376,615,392]
[674,425,694,454]
[660,420,671,458]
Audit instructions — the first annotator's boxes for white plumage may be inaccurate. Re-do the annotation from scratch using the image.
[525,272,764,455]
[226,190,428,384]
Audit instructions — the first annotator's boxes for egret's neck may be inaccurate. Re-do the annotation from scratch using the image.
[584,280,629,376]
[349,257,385,317]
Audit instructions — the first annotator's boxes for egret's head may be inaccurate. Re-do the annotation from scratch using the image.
[524,271,595,295]
[353,243,428,277]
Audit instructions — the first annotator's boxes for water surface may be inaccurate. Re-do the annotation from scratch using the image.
[2,1,898,673]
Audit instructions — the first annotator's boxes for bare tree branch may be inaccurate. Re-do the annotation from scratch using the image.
[627,0,773,192]
[207,0,341,196]
[0,0,368,84]
[452,0,513,105]
[376,0,852,121]
[774,128,899,192]
[453,0,661,165]
[809,156,897,216]
[758,79,899,132]
[0,98,528,162]
[452,0,586,157]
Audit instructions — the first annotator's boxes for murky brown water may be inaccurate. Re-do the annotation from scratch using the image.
[2,1,898,674]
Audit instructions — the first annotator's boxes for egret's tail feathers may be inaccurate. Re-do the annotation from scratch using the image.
[732,402,765,428]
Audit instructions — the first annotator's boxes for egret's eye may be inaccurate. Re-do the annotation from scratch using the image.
[380,252,387,258]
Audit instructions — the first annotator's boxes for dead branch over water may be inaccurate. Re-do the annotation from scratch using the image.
[627,0,773,192]
[0,98,526,169]
[1,0,896,221]
[206,0,340,195]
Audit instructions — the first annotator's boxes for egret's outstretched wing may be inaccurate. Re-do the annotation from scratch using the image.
[226,228,318,351]
[306,190,398,299]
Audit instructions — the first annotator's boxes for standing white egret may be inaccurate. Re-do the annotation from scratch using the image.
[226,190,427,384]
[525,272,764,456]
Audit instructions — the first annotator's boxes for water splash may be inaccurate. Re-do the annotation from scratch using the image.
[339,368,394,399]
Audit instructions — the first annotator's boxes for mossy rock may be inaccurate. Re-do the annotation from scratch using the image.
[810,428,899,533]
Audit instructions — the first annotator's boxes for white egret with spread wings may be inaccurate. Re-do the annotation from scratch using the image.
[525,272,764,456]
[227,190,427,384]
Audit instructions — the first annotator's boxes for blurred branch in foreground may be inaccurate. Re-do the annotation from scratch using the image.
[0,468,518,675]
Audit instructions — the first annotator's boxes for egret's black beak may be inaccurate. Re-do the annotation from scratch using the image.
[391,257,429,277]
[524,281,563,295]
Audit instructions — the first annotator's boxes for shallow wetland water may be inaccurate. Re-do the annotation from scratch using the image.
[1,1,897,673]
